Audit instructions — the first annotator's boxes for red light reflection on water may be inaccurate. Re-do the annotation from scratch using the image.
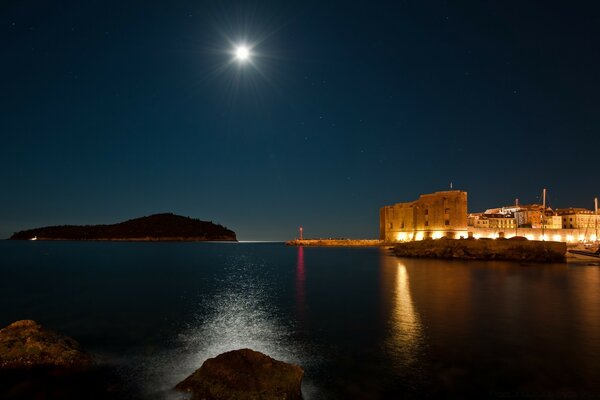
[296,246,306,323]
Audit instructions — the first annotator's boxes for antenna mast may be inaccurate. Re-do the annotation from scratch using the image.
[542,188,547,240]
[595,198,598,242]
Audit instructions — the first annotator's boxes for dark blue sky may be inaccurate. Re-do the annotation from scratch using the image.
[2,1,599,240]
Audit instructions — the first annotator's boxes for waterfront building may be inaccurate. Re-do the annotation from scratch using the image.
[513,205,544,228]
[481,203,564,229]
[382,191,597,243]
[486,214,517,230]
[380,190,468,242]
[557,208,600,230]
[544,215,563,230]
[467,213,489,228]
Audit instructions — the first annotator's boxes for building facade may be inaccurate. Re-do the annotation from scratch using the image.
[557,208,600,230]
[486,214,517,230]
[380,190,468,242]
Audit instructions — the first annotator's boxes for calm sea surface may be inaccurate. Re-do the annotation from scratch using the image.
[1,242,599,399]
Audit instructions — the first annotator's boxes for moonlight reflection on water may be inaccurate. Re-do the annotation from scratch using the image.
[142,255,314,399]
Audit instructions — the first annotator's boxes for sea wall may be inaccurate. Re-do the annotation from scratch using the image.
[393,238,566,263]
[286,239,383,247]
[469,227,594,243]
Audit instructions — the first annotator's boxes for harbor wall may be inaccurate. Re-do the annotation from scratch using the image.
[286,239,384,247]
[469,227,596,243]
[393,238,566,263]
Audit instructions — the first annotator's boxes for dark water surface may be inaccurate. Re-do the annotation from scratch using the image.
[1,242,599,399]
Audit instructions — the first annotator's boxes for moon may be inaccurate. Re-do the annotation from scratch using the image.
[234,45,250,62]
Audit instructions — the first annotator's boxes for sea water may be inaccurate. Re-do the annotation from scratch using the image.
[1,241,599,399]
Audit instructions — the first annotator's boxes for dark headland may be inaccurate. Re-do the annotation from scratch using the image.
[9,213,237,242]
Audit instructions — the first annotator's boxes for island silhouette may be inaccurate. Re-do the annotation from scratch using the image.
[9,213,237,242]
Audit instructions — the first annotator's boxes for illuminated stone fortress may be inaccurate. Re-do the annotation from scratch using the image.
[380,191,468,242]
[381,190,599,244]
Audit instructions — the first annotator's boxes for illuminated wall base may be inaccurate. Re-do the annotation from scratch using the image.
[392,228,597,244]
[468,227,596,243]
[395,230,469,242]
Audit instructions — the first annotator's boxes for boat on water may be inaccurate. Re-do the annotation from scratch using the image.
[568,246,600,260]
[29,236,37,241]
[567,197,599,261]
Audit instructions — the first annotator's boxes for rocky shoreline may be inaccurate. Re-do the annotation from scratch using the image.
[393,238,566,263]
[0,320,303,400]
[0,320,128,400]
[286,238,566,263]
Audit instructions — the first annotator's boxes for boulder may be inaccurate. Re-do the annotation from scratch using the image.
[0,320,93,369]
[175,348,303,400]
[0,321,130,400]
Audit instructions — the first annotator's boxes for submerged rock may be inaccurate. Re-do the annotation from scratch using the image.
[0,320,93,369]
[175,348,304,400]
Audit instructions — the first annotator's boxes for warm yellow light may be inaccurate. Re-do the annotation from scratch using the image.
[566,235,574,242]
[474,234,481,239]
[396,232,408,242]
[526,234,534,241]
[391,263,421,357]
[415,232,424,241]
[592,234,598,242]
[552,234,562,242]
[432,231,443,240]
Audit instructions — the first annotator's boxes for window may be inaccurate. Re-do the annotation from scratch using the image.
[424,209,429,215]
[425,221,429,227]
[445,220,450,226]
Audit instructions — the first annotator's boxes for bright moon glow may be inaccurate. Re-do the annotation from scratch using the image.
[235,46,250,62]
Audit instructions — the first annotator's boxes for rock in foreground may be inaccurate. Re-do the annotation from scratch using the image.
[175,348,303,400]
[0,320,93,369]
[0,320,128,400]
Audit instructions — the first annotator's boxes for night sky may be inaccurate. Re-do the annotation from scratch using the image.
[2,1,599,240]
